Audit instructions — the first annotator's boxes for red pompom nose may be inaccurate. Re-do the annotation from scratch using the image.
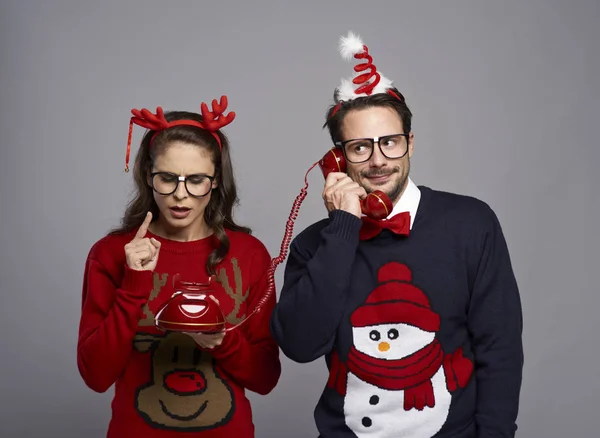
[361,191,393,220]
[164,371,206,395]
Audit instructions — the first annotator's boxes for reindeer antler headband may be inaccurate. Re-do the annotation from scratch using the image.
[124,95,235,172]
[329,31,403,118]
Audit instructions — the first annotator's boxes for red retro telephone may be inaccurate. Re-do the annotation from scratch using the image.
[154,147,392,334]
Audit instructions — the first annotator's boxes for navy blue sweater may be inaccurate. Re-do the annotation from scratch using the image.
[271,186,523,438]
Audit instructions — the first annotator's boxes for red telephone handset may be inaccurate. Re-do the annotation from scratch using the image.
[154,147,392,334]
[155,276,226,334]
[318,148,392,220]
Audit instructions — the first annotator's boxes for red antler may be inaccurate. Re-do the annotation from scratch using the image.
[125,106,170,172]
[130,106,169,131]
[200,95,236,131]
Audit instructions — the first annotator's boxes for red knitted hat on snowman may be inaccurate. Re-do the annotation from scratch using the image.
[351,262,440,332]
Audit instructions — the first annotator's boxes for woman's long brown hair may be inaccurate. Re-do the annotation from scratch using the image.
[110,110,251,275]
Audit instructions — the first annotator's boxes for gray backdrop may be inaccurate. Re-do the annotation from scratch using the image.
[1,0,598,437]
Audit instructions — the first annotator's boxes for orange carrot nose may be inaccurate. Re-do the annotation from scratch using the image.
[378,342,390,352]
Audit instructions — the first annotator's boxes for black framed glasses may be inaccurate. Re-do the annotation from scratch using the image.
[150,172,215,197]
[335,133,410,164]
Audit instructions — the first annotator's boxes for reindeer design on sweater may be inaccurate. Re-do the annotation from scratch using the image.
[132,259,249,431]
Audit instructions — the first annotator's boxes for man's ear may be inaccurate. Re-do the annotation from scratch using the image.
[408,132,415,159]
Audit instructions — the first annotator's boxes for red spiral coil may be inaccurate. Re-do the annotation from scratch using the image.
[352,45,380,95]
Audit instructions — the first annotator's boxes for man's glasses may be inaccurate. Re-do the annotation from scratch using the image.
[335,133,409,163]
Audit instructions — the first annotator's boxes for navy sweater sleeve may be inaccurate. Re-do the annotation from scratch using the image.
[270,210,362,363]
[467,205,524,437]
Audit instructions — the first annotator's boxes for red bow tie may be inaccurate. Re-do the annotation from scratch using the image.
[359,211,411,240]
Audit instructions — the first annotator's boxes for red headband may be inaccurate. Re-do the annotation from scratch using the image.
[124,95,235,172]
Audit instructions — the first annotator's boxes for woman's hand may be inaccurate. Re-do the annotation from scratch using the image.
[186,331,226,349]
[124,212,161,271]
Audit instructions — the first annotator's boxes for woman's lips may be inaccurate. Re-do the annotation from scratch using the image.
[169,206,191,219]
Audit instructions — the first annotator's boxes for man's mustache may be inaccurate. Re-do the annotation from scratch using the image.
[361,168,399,178]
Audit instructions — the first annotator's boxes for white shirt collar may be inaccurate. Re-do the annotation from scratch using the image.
[388,177,420,229]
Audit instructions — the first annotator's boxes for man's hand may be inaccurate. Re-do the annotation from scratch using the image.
[322,172,367,219]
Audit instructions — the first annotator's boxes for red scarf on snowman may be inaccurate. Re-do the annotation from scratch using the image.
[327,262,474,411]
[328,341,472,411]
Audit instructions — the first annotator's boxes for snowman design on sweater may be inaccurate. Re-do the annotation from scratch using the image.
[327,262,474,438]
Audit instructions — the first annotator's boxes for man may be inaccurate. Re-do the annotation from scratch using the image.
[270,31,523,438]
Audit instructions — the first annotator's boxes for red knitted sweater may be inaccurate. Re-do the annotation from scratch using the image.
[77,228,281,437]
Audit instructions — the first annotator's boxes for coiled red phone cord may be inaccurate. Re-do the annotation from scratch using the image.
[227,161,319,331]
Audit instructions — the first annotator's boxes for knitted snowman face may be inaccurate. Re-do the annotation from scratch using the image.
[350,262,441,360]
[353,323,435,360]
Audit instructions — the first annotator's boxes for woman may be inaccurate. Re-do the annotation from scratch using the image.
[77,96,281,437]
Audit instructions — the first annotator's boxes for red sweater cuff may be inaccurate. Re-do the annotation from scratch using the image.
[121,265,154,298]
